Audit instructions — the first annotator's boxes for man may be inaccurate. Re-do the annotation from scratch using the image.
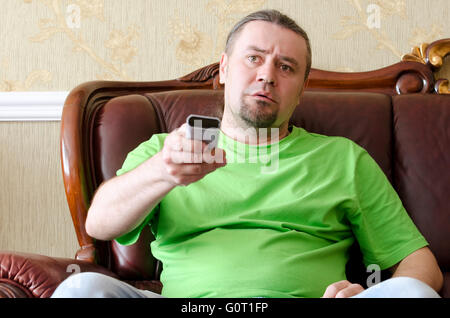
[52,10,443,298]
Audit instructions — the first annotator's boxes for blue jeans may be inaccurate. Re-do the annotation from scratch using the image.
[351,276,441,298]
[51,272,441,298]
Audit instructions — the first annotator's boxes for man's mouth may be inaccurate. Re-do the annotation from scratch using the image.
[251,91,277,104]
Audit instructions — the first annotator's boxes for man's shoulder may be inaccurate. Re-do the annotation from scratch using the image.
[292,126,363,152]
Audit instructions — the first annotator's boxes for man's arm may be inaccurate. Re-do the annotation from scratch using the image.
[322,247,443,298]
[86,123,226,241]
[388,247,443,293]
[85,151,175,241]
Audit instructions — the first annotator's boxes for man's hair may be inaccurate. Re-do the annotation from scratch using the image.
[224,9,312,80]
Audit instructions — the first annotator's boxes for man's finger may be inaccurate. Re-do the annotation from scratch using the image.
[322,280,352,298]
[181,137,207,154]
[164,134,204,155]
[174,123,188,135]
[203,147,226,164]
[168,148,225,165]
[335,284,365,298]
[173,160,226,177]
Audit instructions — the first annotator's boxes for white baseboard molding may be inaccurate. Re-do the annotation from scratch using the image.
[0,91,69,121]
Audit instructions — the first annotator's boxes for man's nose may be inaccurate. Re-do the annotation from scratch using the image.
[257,63,276,86]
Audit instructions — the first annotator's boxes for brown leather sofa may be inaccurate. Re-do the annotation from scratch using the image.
[1,39,449,298]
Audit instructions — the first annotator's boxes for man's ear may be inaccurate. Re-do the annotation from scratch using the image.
[219,52,228,84]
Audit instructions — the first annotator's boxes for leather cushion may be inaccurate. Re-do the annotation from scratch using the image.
[393,94,450,270]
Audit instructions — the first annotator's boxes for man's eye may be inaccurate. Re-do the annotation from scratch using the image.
[248,56,259,63]
[280,64,293,72]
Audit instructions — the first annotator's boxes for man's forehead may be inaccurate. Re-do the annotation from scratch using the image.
[248,45,299,62]
[233,20,307,57]
[238,20,303,39]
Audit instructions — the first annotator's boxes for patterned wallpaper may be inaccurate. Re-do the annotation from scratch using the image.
[0,0,449,91]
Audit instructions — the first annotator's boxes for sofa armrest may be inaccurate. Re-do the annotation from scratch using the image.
[0,251,119,298]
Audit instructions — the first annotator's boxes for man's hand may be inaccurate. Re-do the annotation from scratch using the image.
[161,123,227,187]
[322,280,365,298]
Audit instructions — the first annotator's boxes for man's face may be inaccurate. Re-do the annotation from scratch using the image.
[219,20,308,129]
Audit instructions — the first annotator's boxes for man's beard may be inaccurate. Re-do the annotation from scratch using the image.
[238,97,278,128]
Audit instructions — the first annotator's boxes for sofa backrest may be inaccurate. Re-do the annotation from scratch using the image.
[393,94,450,272]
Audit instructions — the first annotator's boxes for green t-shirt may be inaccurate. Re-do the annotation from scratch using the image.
[115,125,428,298]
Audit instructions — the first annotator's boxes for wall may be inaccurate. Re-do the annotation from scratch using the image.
[1,0,449,90]
[0,121,77,257]
[0,0,449,258]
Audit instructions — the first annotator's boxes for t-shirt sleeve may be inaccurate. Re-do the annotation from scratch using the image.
[347,145,429,270]
[114,133,167,246]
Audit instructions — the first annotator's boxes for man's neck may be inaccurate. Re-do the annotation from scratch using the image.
[220,117,290,146]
